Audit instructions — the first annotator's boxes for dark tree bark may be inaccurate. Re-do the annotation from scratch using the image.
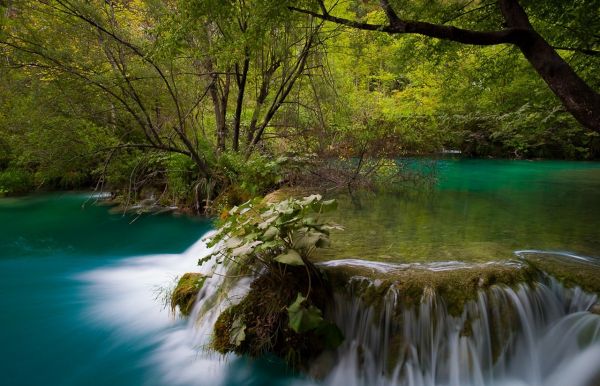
[290,0,600,132]
[233,55,250,152]
[497,0,600,132]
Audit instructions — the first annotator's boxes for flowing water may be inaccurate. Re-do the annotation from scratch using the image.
[1,160,600,386]
[324,275,600,386]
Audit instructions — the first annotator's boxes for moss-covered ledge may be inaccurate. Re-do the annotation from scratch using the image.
[517,251,600,296]
[320,260,539,316]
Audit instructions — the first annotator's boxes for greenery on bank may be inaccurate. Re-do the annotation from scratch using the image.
[1,1,599,208]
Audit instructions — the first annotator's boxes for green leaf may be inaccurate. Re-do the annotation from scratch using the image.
[274,249,305,266]
[258,215,278,229]
[229,317,246,347]
[293,230,322,250]
[263,226,279,240]
[198,254,212,265]
[293,230,330,250]
[300,194,322,206]
[231,240,262,257]
[287,293,324,333]
[315,237,330,248]
[225,237,243,249]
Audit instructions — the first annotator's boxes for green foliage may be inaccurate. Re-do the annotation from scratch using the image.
[1,0,598,203]
[216,152,290,197]
[165,153,199,203]
[208,194,344,364]
[287,293,324,333]
[286,293,344,347]
[205,194,341,268]
[229,317,247,347]
[0,168,33,195]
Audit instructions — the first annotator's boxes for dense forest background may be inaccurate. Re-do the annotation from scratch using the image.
[1,0,598,211]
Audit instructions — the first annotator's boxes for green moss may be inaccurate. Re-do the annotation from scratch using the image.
[522,253,600,295]
[325,262,538,317]
[170,273,206,316]
[213,305,238,353]
[212,266,336,369]
[326,262,538,369]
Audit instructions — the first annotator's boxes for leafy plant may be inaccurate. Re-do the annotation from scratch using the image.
[204,194,341,271]
[205,194,344,355]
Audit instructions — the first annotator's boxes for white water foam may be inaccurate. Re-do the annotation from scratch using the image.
[77,231,251,386]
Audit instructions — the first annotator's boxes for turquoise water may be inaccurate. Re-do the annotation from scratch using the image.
[1,160,600,385]
[325,159,600,262]
[0,194,297,386]
[0,194,209,386]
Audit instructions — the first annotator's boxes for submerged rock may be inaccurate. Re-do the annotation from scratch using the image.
[170,273,206,316]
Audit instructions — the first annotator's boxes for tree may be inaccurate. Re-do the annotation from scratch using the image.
[290,0,600,132]
[0,0,328,206]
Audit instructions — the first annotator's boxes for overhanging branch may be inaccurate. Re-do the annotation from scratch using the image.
[289,5,529,46]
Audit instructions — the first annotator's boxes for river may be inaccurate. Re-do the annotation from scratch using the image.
[1,159,599,386]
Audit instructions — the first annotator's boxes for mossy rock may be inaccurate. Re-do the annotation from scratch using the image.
[171,273,206,316]
[212,266,337,369]
[324,261,538,368]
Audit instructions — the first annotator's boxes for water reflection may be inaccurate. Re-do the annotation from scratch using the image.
[323,160,600,262]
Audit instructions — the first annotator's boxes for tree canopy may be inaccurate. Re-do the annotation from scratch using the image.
[0,0,598,206]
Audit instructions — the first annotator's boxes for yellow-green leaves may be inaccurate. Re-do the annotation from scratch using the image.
[287,293,323,333]
[230,317,246,347]
[274,249,304,266]
[204,194,340,270]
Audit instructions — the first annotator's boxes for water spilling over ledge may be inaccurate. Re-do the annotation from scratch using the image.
[320,270,600,386]
[162,247,600,386]
[3,183,600,386]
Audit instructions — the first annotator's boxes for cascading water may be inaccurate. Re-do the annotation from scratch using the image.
[79,233,600,386]
[324,274,600,386]
[79,231,254,386]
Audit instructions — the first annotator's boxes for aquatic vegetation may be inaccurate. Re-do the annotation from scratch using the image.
[324,261,538,316]
[517,251,600,295]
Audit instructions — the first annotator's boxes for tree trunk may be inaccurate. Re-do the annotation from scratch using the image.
[291,0,600,132]
[233,56,250,152]
[499,0,600,131]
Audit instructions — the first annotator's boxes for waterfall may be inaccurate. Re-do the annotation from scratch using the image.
[78,234,600,386]
[78,231,252,386]
[324,276,600,386]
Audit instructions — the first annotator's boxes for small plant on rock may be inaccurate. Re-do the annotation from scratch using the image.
[204,194,344,367]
